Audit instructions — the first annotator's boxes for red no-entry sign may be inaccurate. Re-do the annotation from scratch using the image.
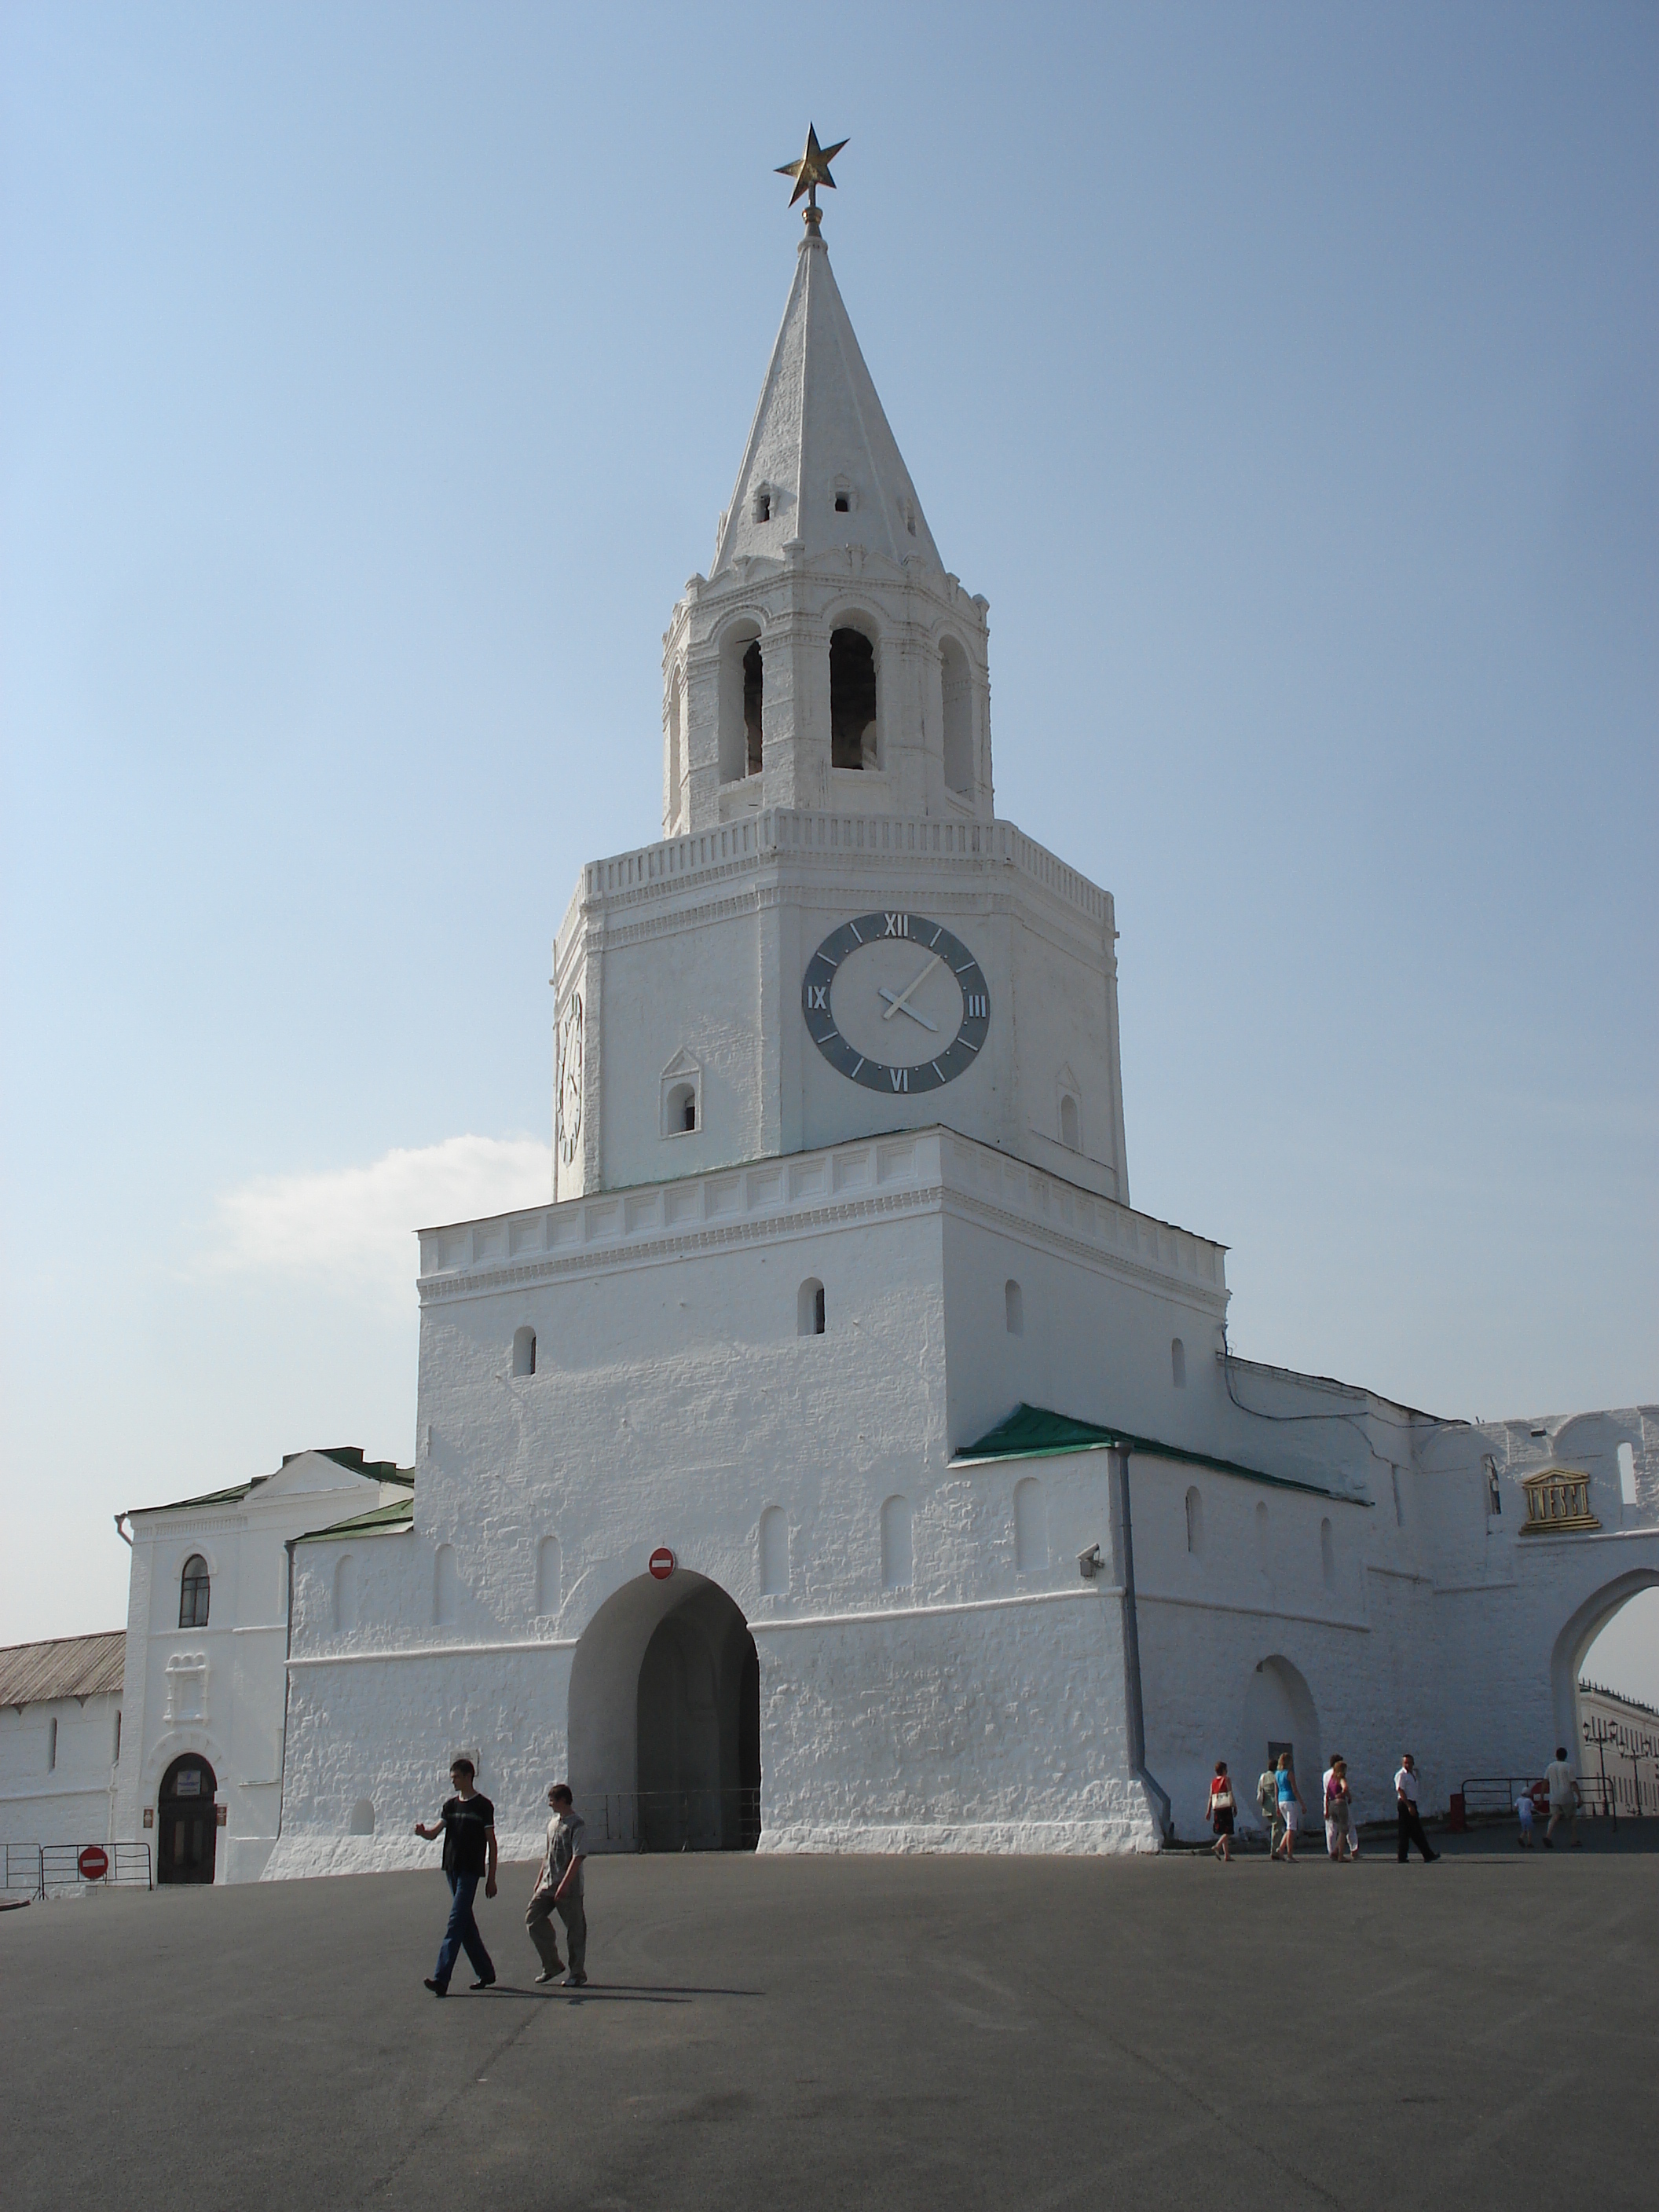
[648,1547,676,1580]
[78,1845,109,1882]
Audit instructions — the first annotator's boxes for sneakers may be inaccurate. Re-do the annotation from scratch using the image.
[534,1967,562,1984]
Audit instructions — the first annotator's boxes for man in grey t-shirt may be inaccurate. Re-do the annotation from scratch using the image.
[526,1783,588,1986]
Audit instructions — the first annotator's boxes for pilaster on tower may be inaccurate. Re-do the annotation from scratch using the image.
[662,203,994,837]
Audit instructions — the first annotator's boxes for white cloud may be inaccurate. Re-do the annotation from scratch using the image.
[207,1135,553,1300]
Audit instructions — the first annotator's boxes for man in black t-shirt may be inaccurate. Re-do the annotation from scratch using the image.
[415,1757,498,1995]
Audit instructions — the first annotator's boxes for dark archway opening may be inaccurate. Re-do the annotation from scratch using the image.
[156,1753,218,1884]
[569,1569,760,1853]
[636,1583,760,1850]
[743,639,764,775]
[830,628,877,768]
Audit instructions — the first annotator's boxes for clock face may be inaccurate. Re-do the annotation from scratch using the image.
[802,911,991,1094]
[556,994,583,1165]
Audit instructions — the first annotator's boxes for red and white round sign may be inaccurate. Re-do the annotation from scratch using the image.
[78,1844,109,1882]
[648,1547,676,1581]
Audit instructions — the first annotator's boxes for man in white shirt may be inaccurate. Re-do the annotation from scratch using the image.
[1542,1747,1583,1849]
[1394,1752,1438,1862]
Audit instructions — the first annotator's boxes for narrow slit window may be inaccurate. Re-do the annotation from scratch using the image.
[537,1535,562,1616]
[753,488,771,523]
[1171,1338,1186,1389]
[1320,1517,1335,1588]
[940,635,973,795]
[1005,1279,1024,1336]
[798,1278,826,1336]
[1060,1093,1080,1151]
[512,1325,537,1377]
[48,1716,58,1771]
[881,1495,913,1590]
[834,492,850,513]
[743,639,764,775]
[1014,1477,1046,1573]
[1185,1485,1204,1556]
[760,1506,789,1596]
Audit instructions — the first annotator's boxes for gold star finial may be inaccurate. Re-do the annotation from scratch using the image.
[776,124,848,233]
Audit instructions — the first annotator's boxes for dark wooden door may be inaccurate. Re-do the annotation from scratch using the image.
[156,1756,217,1884]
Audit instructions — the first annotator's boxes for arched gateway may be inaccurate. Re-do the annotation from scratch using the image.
[156,1753,218,1884]
[568,1570,760,1852]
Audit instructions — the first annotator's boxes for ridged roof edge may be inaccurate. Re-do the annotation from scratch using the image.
[952,1402,1362,1503]
[0,1631,126,1708]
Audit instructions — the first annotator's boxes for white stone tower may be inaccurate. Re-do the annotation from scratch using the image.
[554,152,1129,1207]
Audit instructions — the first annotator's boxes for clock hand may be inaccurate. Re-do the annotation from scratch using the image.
[877,987,939,1032]
[881,952,943,1023]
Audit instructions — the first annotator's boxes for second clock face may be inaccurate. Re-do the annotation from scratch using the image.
[802,910,991,1094]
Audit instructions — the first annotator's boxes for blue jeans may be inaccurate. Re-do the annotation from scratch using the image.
[434,1870,495,1989]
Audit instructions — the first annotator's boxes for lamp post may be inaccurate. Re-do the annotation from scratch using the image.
[1582,1712,1617,1830]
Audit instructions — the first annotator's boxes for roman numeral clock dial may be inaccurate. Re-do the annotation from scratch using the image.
[801,912,991,1093]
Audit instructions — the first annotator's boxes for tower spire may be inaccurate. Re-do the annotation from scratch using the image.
[775,123,848,236]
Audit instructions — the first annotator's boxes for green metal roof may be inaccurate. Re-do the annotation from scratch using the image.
[953,1402,1364,1503]
[123,1449,413,1522]
[126,1481,255,1517]
[295,1495,416,1544]
[291,1447,415,1485]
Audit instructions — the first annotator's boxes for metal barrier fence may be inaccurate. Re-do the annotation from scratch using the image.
[591,1788,761,1854]
[3,1844,44,1896]
[2,1843,152,1899]
[1460,1776,1621,1823]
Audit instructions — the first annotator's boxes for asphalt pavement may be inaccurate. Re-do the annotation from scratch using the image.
[3,1830,1655,2211]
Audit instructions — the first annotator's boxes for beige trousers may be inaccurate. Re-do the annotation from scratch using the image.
[526,1884,587,1976]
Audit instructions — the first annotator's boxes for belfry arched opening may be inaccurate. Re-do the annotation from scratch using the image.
[568,1569,760,1851]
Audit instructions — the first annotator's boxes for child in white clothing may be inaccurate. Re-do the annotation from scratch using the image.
[1515,1792,1535,1849]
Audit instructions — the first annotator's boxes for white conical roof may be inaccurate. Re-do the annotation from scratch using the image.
[712,233,943,577]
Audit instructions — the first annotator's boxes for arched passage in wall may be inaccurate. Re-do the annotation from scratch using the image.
[567,1569,760,1853]
[1549,1566,1659,1768]
[1240,1657,1322,1826]
[156,1752,218,1884]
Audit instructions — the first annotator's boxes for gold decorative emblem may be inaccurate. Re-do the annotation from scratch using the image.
[776,124,848,232]
[1519,1468,1600,1534]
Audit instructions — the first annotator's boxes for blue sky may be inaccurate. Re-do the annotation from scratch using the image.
[3,4,1656,1692]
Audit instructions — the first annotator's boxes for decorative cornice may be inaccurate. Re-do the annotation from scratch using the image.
[936,1183,1228,1314]
[421,1130,1226,1309]
[420,1182,945,1304]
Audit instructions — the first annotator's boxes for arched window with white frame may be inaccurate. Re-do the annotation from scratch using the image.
[178,1555,211,1629]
